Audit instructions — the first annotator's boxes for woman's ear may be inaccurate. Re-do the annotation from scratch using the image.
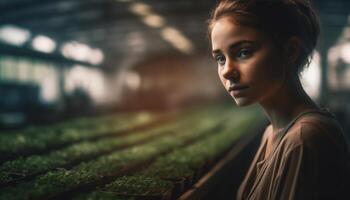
[284,37,301,65]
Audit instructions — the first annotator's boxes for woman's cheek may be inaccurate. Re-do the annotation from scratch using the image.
[241,62,261,84]
[247,56,280,85]
[218,68,227,88]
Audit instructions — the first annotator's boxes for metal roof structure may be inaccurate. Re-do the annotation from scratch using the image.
[0,0,348,70]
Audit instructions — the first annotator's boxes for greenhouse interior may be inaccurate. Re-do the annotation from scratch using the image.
[0,0,349,199]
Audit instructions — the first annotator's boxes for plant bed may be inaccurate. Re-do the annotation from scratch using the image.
[76,192,138,200]
[75,175,173,200]
[103,175,173,200]
[0,111,204,187]
[0,104,224,164]
[107,108,261,200]
[142,161,195,196]
[0,112,159,163]
[0,111,228,200]
[72,108,261,200]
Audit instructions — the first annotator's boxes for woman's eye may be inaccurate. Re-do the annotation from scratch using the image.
[237,49,252,59]
[215,55,226,65]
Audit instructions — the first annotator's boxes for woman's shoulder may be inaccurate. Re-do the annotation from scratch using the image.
[297,109,344,143]
[298,108,343,132]
[283,109,349,156]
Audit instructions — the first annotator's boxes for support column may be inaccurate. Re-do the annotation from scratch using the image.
[319,47,329,107]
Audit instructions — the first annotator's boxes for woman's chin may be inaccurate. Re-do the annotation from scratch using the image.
[233,96,255,107]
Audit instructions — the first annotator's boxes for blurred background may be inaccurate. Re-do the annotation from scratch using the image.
[0,0,349,134]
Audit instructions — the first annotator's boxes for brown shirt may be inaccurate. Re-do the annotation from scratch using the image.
[237,109,350,200]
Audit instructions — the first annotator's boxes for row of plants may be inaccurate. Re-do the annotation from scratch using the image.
[73,108,262,200]
[0,106,228,186]
[0,112,160,162]
[0,108,211,186]
[0,104,226,162]
[0,108,231,200]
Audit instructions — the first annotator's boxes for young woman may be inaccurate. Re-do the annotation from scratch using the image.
[208,0,350,199]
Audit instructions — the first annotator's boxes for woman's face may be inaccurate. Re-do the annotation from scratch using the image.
[211,16,286,106]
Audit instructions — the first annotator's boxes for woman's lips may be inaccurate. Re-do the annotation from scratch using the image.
[228,85,249,91]
[228,85,249,97]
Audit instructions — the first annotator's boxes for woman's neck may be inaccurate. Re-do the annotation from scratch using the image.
[259,78,319,135]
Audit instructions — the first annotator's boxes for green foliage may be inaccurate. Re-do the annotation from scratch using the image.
[0,112,199,185]
[0,105,263,200]
[77,107,263,200]
[0,108,230,200]
[0,112,156,157]
[104,175,173,195]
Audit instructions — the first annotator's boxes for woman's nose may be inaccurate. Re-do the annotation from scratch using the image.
[222,60,240,82]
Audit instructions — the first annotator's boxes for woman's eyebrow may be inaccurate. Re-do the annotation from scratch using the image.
[212,40,256,54]
[212,49,221,55]
[228,40,256,50]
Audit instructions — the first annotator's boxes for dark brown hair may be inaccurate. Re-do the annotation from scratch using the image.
[208,0,320,73]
